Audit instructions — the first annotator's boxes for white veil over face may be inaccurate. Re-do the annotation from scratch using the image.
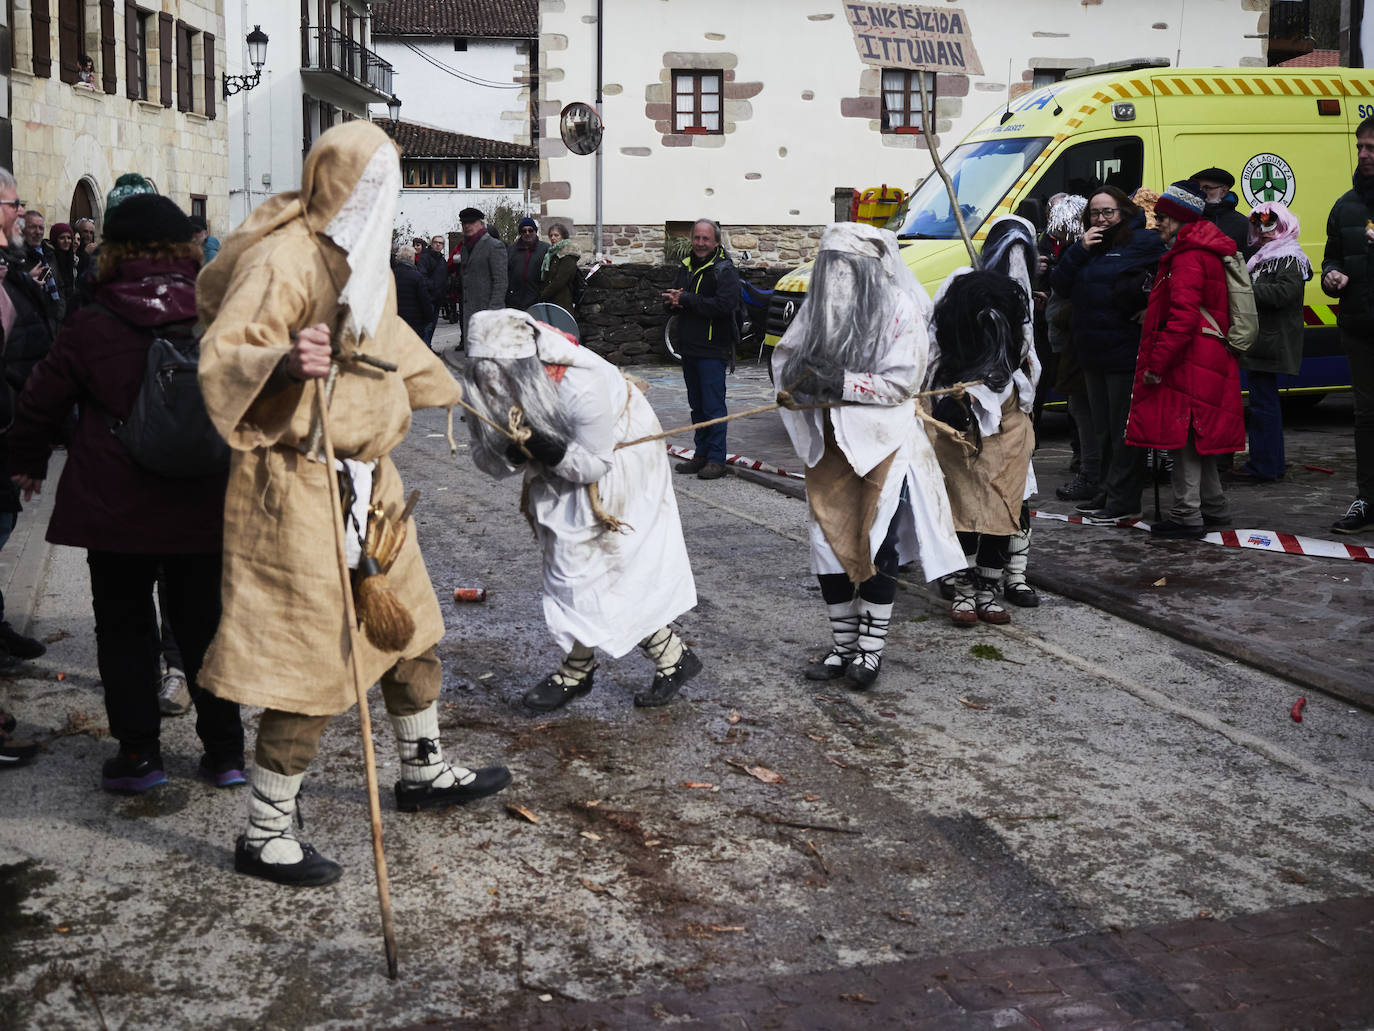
[324,143,402,340]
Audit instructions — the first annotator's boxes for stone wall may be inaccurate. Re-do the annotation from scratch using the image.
[576,261,780,365]
[553,222,826,270]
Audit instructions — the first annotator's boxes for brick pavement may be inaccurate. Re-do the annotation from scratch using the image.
[443,897,1374,1030]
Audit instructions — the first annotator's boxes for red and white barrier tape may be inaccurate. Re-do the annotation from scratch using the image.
[1030,509,1374,564]
[666,444,806,481]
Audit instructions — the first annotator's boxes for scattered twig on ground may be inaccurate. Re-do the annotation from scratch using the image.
[807,840,831,875]
[75,975,108,1031]
[745,810,863,835]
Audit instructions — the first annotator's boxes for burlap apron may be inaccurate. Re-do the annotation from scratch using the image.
[804,415,897,583]
[928,394,1032,536]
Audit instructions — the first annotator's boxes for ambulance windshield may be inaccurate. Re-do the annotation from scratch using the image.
[896,137,1050,239]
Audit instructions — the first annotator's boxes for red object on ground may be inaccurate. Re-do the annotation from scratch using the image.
[1291,697,1307,722]
[453,587,487,603]
[1304,465,1335,475]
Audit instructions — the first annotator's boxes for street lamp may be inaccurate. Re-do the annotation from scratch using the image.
[223,25,269,98]
[387,94,402,124]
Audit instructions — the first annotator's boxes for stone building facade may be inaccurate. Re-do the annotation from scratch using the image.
[8,0,227,230]
[537,0,1269,271]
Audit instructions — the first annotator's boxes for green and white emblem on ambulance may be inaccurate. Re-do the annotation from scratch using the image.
[1241,153,1296,206]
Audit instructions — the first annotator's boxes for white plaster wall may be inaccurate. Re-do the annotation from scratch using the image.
[541,0,1267,228]
[225,0,307,229]
[374,37,530,142]
[395,188,534,239]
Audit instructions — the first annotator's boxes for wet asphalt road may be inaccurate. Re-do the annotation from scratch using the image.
[0,324,1370,1029]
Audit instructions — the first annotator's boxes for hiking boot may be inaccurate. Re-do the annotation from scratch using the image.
[696,462,727,481]
[1332,498,1373,535]
[234,835,343,888]
[158,668,191,716]
[1055,474,1099,501]
[394,765,512,812]
[634,649,702,707]
[0,621,45,661]
[101,749,167,794]
[198,754,247,788]
[674,455,707,475]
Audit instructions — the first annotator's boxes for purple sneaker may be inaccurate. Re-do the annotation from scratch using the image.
[101,750,167,793]
[198,755,247,788]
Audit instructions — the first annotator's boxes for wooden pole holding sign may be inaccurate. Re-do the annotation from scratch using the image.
[846,2,983,267]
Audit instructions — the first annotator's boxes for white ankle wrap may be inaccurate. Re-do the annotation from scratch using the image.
[245,767,305,866]
[391,704,474,790]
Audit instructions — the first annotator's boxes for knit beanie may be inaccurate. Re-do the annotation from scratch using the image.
[102,194,195,245]
[518,216,538,231]
[1154,180,1206,224]
[105,173,157,215]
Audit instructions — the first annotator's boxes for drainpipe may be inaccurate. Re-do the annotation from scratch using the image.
[594,0,603,261]
[241,0,251,214]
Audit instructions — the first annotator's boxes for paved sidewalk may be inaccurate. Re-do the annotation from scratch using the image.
[629,360,1374,710]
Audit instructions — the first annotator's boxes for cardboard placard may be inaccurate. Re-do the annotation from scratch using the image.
[845,3,983,76]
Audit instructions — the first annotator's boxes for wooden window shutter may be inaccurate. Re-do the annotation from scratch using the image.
[100,0,116,93]
[124,3,139,98]
[203,32,215,120]
[175,20,189,112]
[158,11,172,107]
[57,0,78,84]
[32,0,53,78]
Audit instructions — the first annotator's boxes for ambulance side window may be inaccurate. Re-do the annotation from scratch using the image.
[1029,137,1145,207]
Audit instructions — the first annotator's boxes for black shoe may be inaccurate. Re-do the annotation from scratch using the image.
[696,462,727,480]
[394,765,512,812]
[1083,508,1142,525]
[847,653,881,689]
[523,668,596,712]
[1055,474,1099,501]
[234,835,343,887]
[674,455,707,475]
[1003,582,1040,608]
[805,649,851,681]
[0,734,38,768]
[1332,498,1373,535]
[198,754,247,788]
[0,622,45,660]
[634,649,702,707]
[101,749,167,793]
[1074,493,1107,513]
[1150,519,1206,540]
[1202,513,1232,529]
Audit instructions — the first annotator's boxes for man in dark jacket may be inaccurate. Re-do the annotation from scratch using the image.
[391,243,434,340]
[506,217,548,310]
[1192,167,1252,258]
[458,207,507,343]
[415,234,448,346]
[662,219,739,480]
[0,171,57,668]
[1320,116,1374,534]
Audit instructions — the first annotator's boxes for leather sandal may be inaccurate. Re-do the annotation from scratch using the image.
[806,648,852,681]
[523,668,596,712]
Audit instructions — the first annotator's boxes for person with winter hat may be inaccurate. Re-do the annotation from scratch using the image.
[105,172,157,214]
[1125,181,1244,539]
[6,193,245,792]
[1191,167,1252,257]
[506,216,548,310]
[1225,202,1310,483]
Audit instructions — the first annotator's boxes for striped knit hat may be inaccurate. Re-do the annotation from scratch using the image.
[1154,180,1206,224]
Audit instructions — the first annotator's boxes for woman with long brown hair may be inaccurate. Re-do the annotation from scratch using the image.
[1050,184,1165,523]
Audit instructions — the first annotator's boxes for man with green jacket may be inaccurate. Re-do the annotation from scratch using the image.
[1320,116,1374,534]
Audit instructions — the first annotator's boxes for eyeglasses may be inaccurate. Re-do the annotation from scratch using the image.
[0,200,24,210]
[1088,207,1121,220]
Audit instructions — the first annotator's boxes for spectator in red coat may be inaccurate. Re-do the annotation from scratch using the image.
[1126,181,1245,539]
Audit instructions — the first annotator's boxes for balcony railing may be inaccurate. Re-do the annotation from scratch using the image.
[304,26,393,97]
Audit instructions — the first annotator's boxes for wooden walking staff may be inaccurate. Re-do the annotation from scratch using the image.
[919,73,979,270]
[313,376,400,979]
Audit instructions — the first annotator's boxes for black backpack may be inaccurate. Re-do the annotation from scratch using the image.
[568,264,588,309]
[88,304,230,478]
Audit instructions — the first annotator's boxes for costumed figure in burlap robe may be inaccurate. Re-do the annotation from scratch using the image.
[771,222,964,688]
[196,122,510,887]
[928,215,1041,627]
[459,309,700,712]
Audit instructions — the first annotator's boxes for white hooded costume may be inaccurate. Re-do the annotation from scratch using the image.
[466,310,697,658]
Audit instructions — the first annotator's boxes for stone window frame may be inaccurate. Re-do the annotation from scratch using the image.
[645,53,761,149]
[879,69,935,135]
[671,69,723,135]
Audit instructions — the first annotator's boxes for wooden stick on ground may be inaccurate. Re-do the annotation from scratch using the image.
[314,377,400,979]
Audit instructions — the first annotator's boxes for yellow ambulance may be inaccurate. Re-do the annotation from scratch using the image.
[764,59,1365,398]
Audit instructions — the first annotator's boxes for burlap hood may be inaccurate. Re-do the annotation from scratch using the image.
[197,121,401,325]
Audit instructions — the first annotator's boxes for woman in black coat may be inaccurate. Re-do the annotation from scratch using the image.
[1051,186,1166,522]
[391,243,434,340]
